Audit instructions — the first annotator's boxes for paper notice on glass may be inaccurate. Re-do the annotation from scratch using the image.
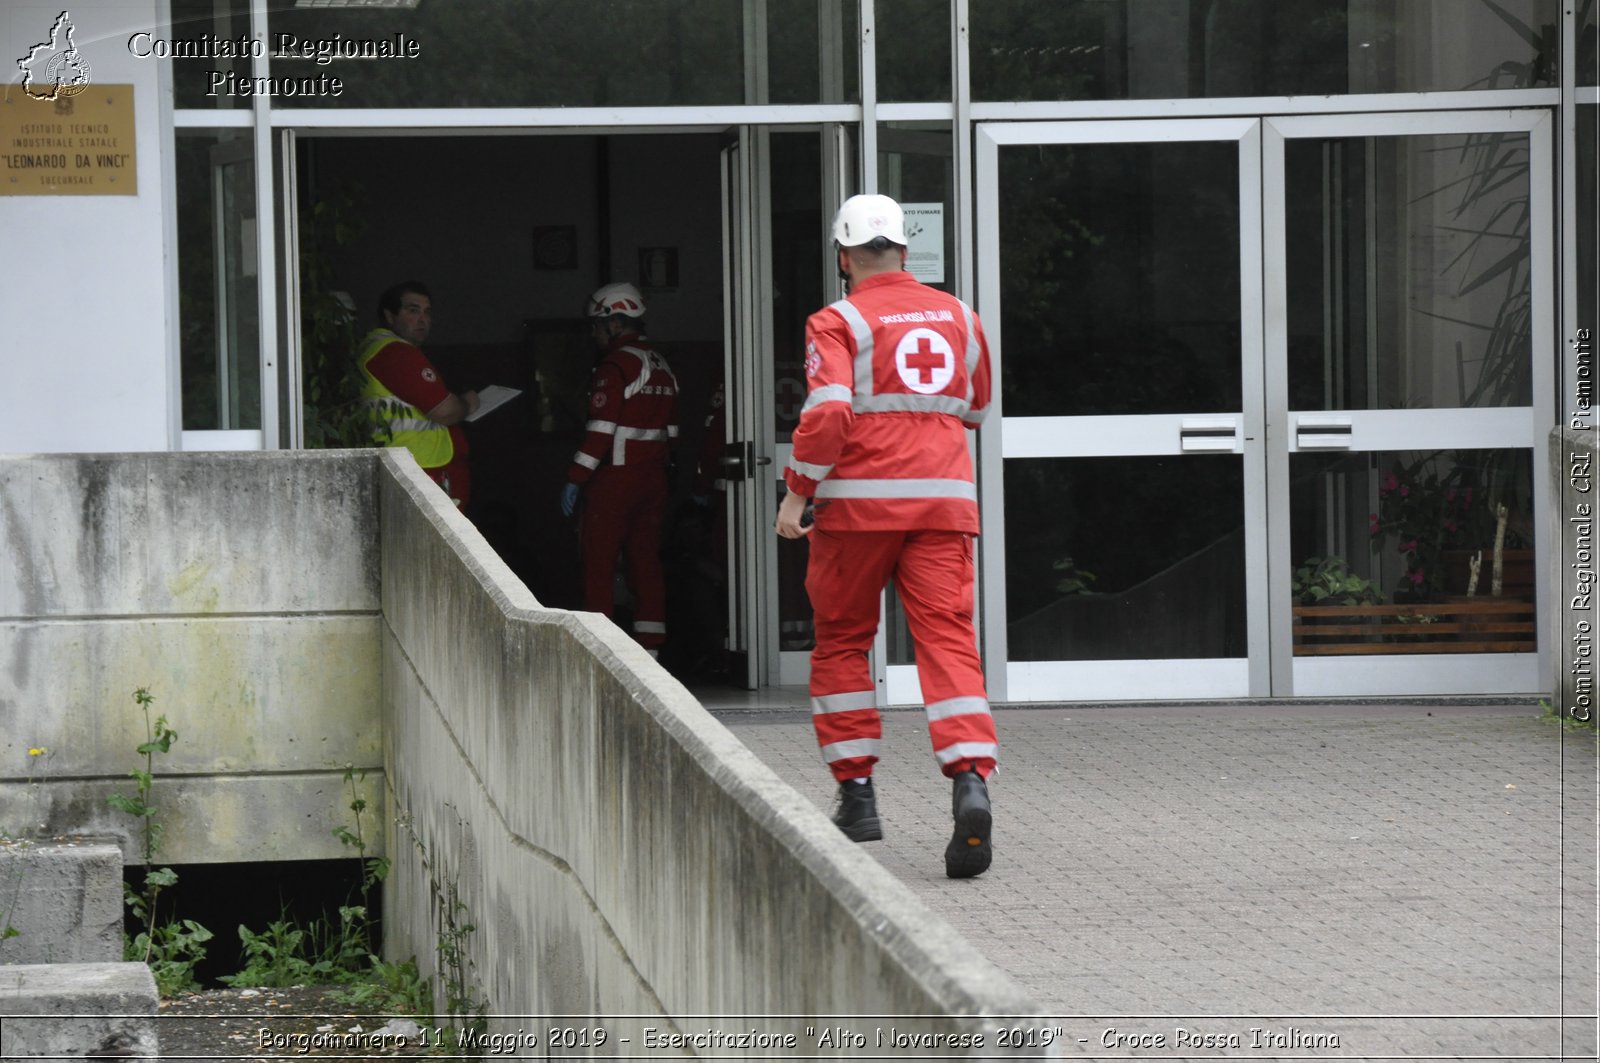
[902,203,945,284]
[465,385,522,422]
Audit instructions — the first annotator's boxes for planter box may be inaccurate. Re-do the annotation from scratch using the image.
[1292,599,1535,655]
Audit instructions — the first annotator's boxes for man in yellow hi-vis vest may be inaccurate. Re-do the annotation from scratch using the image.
[357,281,479,508]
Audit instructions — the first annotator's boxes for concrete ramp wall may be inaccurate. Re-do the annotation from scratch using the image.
[376,452,1042,1046]
[0,452,383,864]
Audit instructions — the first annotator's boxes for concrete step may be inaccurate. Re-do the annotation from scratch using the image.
[0,962,158,1058]
[0,839,123,965]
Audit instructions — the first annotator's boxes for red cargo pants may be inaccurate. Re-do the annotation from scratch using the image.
[805,528,997,782]
[580,467,668,649]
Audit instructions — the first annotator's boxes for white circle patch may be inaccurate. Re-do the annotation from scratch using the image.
[894,328,955,394]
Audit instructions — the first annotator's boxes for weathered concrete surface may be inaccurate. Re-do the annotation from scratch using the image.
[0,962,159,1058]
[8,772,385,867]
[1552,426,1597,722]
[0,840,121,964]
[377,452,1044,1050]
[0,452,384,864]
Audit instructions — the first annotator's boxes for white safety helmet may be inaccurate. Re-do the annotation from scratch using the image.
[831,193,907,247]
[585,282,646,319]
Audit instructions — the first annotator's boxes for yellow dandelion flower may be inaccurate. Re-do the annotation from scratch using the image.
[28,748,46,757]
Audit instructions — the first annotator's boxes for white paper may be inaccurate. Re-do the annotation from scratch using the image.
[465,385,522,422]
[902,203,945,284]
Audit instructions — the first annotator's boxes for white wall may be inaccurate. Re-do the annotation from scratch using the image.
[0,1,173,454]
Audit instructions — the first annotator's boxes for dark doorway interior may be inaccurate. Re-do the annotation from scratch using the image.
[299,133,731,681]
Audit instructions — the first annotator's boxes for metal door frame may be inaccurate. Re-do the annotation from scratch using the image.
[1262,109,1555,697]
[974,118,1271,703]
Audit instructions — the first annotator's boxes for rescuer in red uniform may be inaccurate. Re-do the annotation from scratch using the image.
[774,194,998,878]
[562,283,680,656]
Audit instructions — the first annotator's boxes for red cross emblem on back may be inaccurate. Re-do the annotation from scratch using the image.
[906,336,944,384]
[894,327,956,394]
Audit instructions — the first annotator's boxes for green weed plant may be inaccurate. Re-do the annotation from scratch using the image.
[107,687,212,997]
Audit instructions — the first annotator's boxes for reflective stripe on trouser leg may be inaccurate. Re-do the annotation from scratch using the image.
[813,691,880,780]
[805,530,901,782]
[624,475,669,648]
[893,529,996,779]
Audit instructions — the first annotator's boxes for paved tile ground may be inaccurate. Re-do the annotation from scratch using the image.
[712,697,1598,1061]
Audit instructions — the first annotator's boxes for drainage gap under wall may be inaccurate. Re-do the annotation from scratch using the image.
[117,858,379,989]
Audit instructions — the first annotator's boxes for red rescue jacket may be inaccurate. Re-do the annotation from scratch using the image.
[784,271,993,533]
[569,332,679,483]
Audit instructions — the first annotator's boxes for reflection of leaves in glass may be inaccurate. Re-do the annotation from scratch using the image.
[300,181,370,449]
[1292,556,1383,606]
[1368,451,1531,600]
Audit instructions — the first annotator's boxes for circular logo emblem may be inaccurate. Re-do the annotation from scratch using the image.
[420,368,438,383]
[45,52,91,97]
[804,341,822,379]
[894,328,955,394]
[592,392,608,409]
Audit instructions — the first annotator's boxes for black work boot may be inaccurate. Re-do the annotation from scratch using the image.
[832,780,883,842]
[944,770,992,878]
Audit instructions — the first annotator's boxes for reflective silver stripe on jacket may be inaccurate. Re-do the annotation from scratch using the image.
[573,451,601,470]
[612,425,673,466]
[934,741,998,765]
[854,393,972,416]
[804,383,853,412]
[811,690,876,715]
[821,738,881,763]
[359,397,443,437]
[814,478,978,502]
[925,696,991,722]
[620,345,680,400]
[584,419,619,435]
[788,455,834,481]
[828,298,877,401]
[634,620,666,635]
[828,296,973,419]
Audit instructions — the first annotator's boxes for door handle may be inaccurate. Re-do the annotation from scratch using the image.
[1179,418,1239,452]
[1296,414,1353,449]
[718,442,773,477]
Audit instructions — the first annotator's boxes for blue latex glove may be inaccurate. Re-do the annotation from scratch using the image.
[561,482,580,517]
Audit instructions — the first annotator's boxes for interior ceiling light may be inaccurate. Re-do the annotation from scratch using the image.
[294,0,420,8]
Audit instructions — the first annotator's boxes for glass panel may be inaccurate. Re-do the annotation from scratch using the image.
[879,122,954,298]
[249,0,857,109]
[167,0,254,110]
[1005,456,1246,661]
[998,140,1241,417]
[1290,449,1536,656]
[772,131,826,652]
[178,130,259,431]
[877,0,951,102]
[1286,134,1533,411]
[972,0,1558,101]
[1584,0,1598,86]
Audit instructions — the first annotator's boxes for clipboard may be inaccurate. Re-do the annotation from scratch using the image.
[465,385,523,422]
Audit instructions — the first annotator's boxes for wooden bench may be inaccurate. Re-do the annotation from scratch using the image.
[1292,598,1536,655]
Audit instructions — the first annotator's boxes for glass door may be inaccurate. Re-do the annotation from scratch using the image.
[720,126,851,690]
[721,129,776,690]
[1264,111,1554,697]
[975,119,1270,702]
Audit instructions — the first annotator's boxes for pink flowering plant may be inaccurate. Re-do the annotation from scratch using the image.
[1367,455,1477,600]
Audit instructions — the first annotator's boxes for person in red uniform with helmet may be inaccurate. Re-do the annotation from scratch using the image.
[562,282,680,656]
[774,194,997,879]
